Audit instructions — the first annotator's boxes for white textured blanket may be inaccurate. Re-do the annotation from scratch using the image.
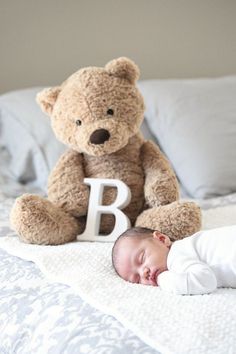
[1,205,236,354]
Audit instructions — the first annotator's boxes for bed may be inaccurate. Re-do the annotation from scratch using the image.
[0,77,236,354]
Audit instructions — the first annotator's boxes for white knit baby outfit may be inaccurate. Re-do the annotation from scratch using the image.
[158,225,236,295]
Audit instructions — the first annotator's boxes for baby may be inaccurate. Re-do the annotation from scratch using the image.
[112,226,236,295]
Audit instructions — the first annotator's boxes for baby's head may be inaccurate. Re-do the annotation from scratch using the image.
[112,227,172,286]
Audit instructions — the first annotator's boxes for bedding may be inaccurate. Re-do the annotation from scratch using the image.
[2,80,236,200]
[0,190,158,354]
[0,88,66,191]
[0,191,236,354]
[138,76,236,199]
[1,82,236,353]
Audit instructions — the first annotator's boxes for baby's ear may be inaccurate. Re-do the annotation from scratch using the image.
[105,57,140,84]
[153,231,171,246]
[153,231,163,239]
[36,86,61,116]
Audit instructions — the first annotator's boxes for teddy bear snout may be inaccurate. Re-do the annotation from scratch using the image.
[90,129,110,145]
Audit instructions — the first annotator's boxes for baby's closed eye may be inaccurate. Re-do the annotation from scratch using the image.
[139,251,145,264]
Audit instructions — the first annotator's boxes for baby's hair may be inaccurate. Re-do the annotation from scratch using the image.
[112,227,154,275]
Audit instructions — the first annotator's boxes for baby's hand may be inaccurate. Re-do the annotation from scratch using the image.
[155,270,166,286]
[157,271,175,291]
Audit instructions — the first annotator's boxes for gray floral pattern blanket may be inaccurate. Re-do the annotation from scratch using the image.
[0,190,158,354]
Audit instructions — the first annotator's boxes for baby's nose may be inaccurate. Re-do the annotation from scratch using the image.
[142,267,150,279]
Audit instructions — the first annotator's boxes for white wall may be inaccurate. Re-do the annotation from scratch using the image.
[1,0,236,93]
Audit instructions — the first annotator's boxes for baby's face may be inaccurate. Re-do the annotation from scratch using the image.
[116,231,171,286]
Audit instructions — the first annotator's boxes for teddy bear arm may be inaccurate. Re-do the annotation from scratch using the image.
[141,141,180,207]
[48,149,89,217]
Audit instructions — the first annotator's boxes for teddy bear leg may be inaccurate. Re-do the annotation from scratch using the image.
[10,194,82,245]
[135,201,201,241]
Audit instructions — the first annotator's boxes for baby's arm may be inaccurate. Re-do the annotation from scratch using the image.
[158,263,217,295]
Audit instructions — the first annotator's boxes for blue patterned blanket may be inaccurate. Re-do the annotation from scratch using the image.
[0,192,157,354]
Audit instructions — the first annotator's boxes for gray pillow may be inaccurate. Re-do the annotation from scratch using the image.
[140,119,157,143]
[0,87,66,191]
[138,76,236,199]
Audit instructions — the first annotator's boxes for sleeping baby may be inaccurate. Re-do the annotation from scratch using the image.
[112,226,236,295]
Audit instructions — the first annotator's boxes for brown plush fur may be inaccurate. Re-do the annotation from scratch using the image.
[10,57,201,245]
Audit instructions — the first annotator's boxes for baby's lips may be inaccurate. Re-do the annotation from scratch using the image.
[151,270,159,285]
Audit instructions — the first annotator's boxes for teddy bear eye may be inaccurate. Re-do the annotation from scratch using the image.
[107,108,114,116]
[76,119,82,126]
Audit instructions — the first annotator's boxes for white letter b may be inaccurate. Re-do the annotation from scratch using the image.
[77,178,131,242]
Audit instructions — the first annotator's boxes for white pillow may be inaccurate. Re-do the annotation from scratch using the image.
[138,76,236,199]
[0,88,66,191]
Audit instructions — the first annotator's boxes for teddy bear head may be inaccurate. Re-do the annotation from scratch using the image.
[37,57,145,156]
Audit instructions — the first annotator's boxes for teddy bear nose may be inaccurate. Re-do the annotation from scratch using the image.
[90,129,110,145]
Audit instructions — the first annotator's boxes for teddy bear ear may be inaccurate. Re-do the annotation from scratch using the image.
[36,86,61,116]
[105,57,140,84]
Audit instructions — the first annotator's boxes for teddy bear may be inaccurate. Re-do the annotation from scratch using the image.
[10,57,201,245]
